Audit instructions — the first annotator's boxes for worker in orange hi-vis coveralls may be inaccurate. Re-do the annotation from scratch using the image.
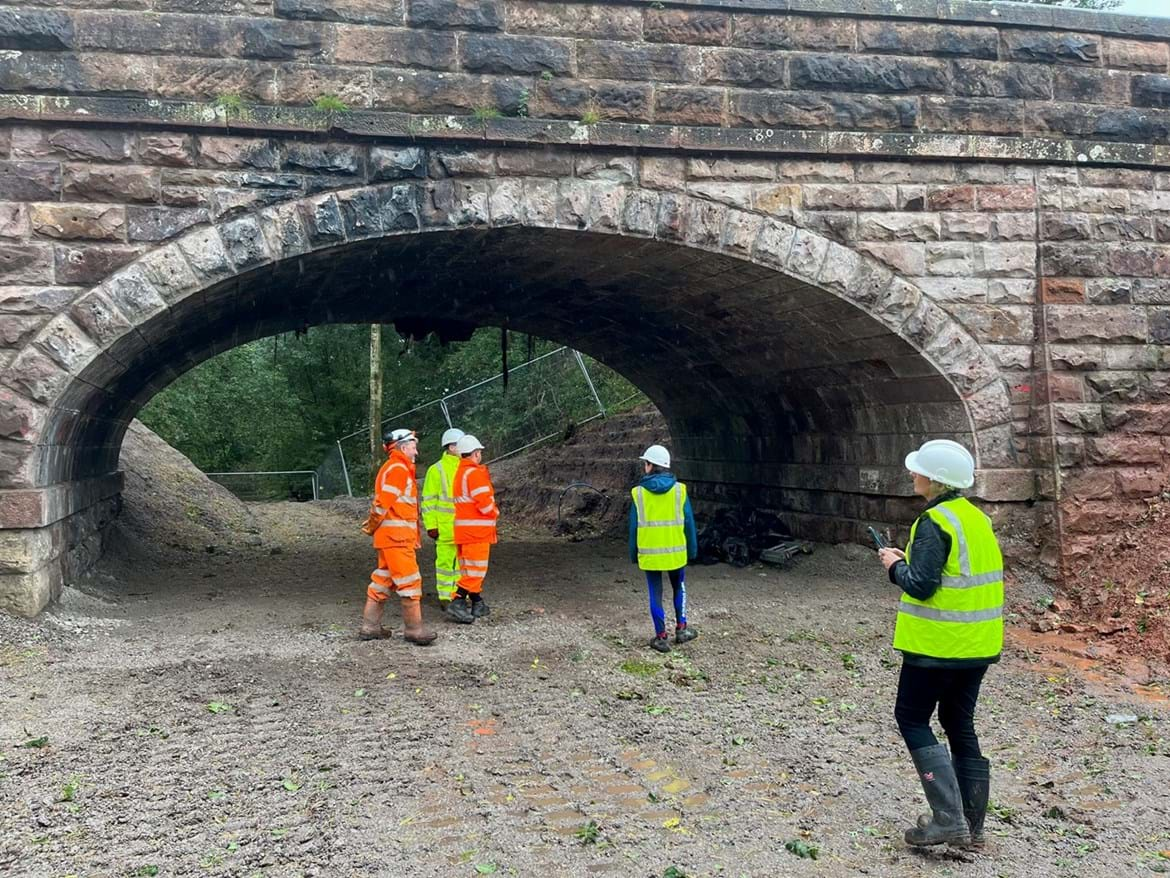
[358,428,437,645]
[446,434,498,625]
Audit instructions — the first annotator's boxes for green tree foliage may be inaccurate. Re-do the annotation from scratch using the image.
[139,326,637,482]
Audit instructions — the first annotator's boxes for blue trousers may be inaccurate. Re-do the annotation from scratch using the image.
[646,568,686,636]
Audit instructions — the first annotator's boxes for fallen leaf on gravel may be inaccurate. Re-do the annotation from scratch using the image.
[206,702,233,714]
[19,736,49,748]
[475,865,497,874]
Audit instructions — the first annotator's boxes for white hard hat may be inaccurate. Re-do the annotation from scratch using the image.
[639,444,671,469]
[440,428,465,448]
[384,428,417,445]
[905,439,975,489]
[455,434,485,455]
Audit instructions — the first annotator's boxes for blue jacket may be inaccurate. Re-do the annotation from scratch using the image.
[628,472,698,565]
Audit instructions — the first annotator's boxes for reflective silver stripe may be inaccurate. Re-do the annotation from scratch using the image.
[372,568,390,577]
[461,470,473,498]
[634,485,684,527]
[369,583,391,595]
[392,571,422,586]
[461,569,487,579]
[382,484,401,495]
[422,502,455,512]
[454,519,496,527]
[898,604,1003,624]
[941,570,1004,589]
[478,503,496,515]
[387,463,408,472]
[400,495,417,505]
[470,485,490,497]
[379,519,416,528]
[374,506,387,515]
[934,505,970,576]
[462,559,489,568]
[638,545,688,556]
[400,586,422,598]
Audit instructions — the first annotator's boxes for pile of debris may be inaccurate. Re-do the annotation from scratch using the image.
[696,506,813,568]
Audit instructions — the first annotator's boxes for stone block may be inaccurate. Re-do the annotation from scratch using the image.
[530,78,651,122]
[926,242,972,275]
[69,289,133,347]
[505,1,639,39]
[0,203,29,239]
[29,203,126,242]
[334,25,454,68]
[952,60,1053,100]
[99,264,167,324]
[940,211,991,240]
[952,304,1033,344]
[1086,435,1163,465]
[857,212,940,241]
[777,160,853,182]
[857,21,996,59]
[460,33,572,76]
[640,157,685,192]
[975,242,1035,278]
[196,136,279,170]
[856,242,924,276]
[275,0,403,25]
[408,0,501,30]
[1133,74,1170,109]
[0,243,54,284]
[0,566,54,617]
[34,315,99,373]
[645,8,728,45]
[803,184,895,211]
[369,146,426,181]
[1047,305,1147,343]
[494,148,571,178]
[0,161,61,202]
[137,134,195,167]
[702,49,785,87]
[284,142,362,175]
[1003,30,1100,66]
[973,469,1035,502]
[126,207,209,243]
[577,40,698,83]
[1104,38,1169,72]
[54,243,143,285]
[1054,68,1131,106]
[11,129,131,162]
[2,346,70,405]
[372,69,527,115]
[655,87,724,126]
[1150,307,1170,344]
[430,148,495,178]
[790,53,948,94]
[1117,467,1167,499]
[920,96,1023,135]
[925,185,975,210]
[62,164,160,204]
[731,91,917,131]
[731,14,854,52]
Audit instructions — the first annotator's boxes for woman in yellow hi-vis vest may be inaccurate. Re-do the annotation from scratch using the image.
[877,439,1002,849]
[629,445,699,653]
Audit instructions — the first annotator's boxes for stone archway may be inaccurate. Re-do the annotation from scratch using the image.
[1,177,1014,615]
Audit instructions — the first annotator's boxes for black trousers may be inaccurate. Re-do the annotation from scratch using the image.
[894,662,988,758]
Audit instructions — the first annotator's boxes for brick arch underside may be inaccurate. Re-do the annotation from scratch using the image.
[43,223,988,543]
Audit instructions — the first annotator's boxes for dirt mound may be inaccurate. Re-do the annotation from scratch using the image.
[492,406,669,538]
[103,420,259,563]
[1055,490,1170,665]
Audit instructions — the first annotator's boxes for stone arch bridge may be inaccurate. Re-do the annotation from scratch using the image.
[1,0,1169,615]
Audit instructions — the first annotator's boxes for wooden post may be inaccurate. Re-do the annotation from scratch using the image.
[369,324,382,480]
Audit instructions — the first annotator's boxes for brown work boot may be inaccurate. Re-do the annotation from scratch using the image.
[400,597,437,645]
[358,597,392,640]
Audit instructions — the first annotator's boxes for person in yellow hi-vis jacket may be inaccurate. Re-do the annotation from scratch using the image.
[629,444,698,653]
[876,439,1002,851]
[421,427,465,605]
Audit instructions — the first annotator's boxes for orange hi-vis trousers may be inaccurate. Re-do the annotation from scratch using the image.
[456,542,491,595]
[368,547,423,602]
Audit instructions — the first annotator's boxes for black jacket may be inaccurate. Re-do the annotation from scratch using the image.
[889,490,998,669]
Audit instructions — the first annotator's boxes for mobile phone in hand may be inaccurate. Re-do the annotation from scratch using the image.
[867,526,886,550]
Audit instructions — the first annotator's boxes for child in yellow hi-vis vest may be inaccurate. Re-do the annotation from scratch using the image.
[629,445,699,653]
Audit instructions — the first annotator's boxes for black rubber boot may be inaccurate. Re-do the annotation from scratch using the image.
[472,598,490,618]
[904,744,971,847]
[445,598,475,624]
[951,756,990,849]
[674,625,698,644]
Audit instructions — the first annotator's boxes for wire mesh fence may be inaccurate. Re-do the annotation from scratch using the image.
[315,347,645,498]
[205,470,321,502]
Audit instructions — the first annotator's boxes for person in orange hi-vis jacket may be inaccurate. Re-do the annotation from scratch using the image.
[359,428,437,645]
[446,434,498,624]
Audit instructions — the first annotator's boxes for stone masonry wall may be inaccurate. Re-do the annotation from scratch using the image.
[2,0,1170,143]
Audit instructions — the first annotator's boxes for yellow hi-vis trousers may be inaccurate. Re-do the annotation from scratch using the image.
[434,540,458,601]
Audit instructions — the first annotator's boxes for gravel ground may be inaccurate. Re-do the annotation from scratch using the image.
[1,502,1168,878]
